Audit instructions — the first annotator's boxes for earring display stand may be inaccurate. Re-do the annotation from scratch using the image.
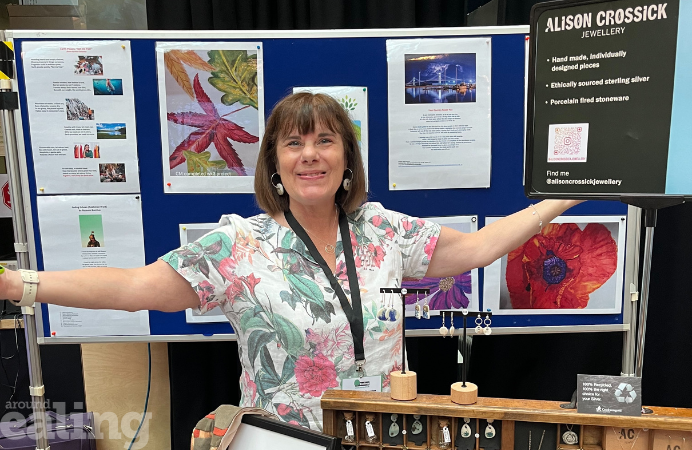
[380,287,430,401]
[440,309,493,405]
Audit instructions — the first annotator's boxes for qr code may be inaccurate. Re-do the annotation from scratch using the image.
[547,123,589,162]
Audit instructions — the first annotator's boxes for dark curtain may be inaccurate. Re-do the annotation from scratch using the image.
[147,0,470,30]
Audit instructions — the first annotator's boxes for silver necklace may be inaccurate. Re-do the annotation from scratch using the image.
[300,207,338,254]
[563,424,578,445]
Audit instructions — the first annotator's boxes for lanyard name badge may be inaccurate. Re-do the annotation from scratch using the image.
[284,207,367,378]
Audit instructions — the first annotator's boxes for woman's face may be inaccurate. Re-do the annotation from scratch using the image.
[276,123,346,209]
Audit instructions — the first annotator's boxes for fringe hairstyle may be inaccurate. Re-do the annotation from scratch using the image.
[254,92,367,214]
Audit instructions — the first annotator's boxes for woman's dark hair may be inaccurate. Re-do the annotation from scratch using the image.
[254,92,367,214]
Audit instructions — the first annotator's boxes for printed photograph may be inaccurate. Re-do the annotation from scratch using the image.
[404,53,477,104]
[66,98,94,120]
[483,216,626,315]
[99,163,126,183]
[73,143,100,159]
[93,78,123,95]
[96,123,126,139]
[74,56,104,75]
[162,47,260,177]
[78,214,105,248]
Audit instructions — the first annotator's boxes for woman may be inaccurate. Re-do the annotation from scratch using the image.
[0,93,579,431]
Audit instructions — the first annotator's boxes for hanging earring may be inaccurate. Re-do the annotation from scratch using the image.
[414,294,421,319]
[342,168,353,191]
[460,418,472,438]
[271,173,284,195]
[449,312,455,336]
[484,419,496,438]
[388,293,400,322]
[475,313,483,334]
[483,314,492,335]
[377,291,387,321]
[423,296,430,319]
[439,312,448,336]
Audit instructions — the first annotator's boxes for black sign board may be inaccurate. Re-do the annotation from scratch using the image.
[577,374,642,416]
[526,0,692,200]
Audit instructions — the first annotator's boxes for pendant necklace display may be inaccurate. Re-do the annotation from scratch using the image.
[484,420,496,439]
[562,425,578,445]
[364,413,378,443]
[343,412,355,443]
[461,418,472,438]
[411,415,423,435]
[389,414,400,437]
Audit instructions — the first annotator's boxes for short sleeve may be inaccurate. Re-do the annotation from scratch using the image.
[160,215,239,314]
[361,203,441,280]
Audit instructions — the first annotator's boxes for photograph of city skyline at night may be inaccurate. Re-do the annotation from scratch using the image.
[404,53,477,104]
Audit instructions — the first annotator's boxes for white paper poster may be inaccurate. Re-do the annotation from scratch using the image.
[156,42,265,193]
[0,174,11,218]
[292,86,369,184]
[37,194,149,336]
[21,41,140,194]
[402,216,479,316]
[387,37,492,190]
[483,215,626,315]
[179,222,228,324]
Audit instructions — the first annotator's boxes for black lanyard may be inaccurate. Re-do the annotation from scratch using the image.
[284,207,366,376]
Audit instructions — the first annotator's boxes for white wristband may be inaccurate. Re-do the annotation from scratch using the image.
[12,269,39,307]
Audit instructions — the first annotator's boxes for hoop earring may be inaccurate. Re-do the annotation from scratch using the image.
[271,173,284,196]
[342,168,353,191]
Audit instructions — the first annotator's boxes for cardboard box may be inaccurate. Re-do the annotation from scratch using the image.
[652,430,692,450]
[7,5,86,30]
[603,427,649,450]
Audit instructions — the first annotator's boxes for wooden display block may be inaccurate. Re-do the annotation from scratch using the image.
[651,429,692,450]
[603,427,649,450]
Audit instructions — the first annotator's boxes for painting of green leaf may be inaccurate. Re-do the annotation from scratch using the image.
[207,50,259,109]
[339,95,358,111]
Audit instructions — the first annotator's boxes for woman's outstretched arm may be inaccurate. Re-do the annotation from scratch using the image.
[1,260,200,313]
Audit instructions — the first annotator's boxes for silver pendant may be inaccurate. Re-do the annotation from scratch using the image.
[461,423,472,438]
[389,414,400,437]
[485,423,496,439]
[563,431,578,445]
[411,415,423,435]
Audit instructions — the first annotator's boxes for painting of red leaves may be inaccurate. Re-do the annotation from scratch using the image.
[158,43,263,184]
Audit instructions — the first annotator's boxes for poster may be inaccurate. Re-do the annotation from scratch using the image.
[156,42,265,193]
[179,222,228,324]
[0,174,11,218]
[483,215,626,315]
[386,37,492,190]
[528,0,692,196]
[292,86,369,184]
[402,215,479,316]
[21,41,140,194]
[37,194,149,336]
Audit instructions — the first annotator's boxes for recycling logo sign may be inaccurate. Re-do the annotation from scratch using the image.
[577,374,642,417]
[615,382,637,403]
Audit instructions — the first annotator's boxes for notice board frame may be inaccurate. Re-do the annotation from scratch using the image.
[3,27,634,344]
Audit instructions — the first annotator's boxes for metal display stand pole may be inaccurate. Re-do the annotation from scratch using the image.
[0,47,51,449]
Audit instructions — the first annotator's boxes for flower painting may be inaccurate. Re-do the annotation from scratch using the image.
[157,42,264,193]
[402,215,479,316]
[483,216,626,315]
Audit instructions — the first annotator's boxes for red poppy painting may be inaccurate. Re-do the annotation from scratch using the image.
[505,222,618,310]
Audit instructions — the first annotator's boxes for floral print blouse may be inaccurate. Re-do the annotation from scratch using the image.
[161,202,441,431]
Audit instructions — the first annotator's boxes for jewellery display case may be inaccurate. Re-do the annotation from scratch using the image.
[321,391,692,450]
